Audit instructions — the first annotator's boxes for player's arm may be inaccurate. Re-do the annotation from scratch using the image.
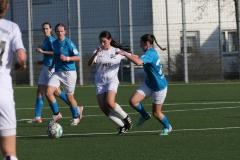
[36,48,53,55]
[15,49,27,70]
[116,51,143,66]
[88,47,101,66]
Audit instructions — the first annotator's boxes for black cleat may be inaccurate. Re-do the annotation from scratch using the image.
[123,115,133,130]
[118,126,128,135]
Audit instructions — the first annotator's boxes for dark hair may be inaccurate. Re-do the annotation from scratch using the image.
[0,0,8,18]
[42,22,55,37]
[141,34,163,50]
[99,31,132,53]
[55,23,66,33]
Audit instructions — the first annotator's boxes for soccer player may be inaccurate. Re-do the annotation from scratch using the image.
[88,31,133,135]
[27,22,70,123]
[46,23,83,126]
[0,0,27,159]
[116,34,172,136]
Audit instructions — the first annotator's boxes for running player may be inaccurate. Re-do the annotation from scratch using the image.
[88,31,133,135]
[0,0,27,159]
[46,23,83,126]
[27,22,70,123]
[116,34,172,136]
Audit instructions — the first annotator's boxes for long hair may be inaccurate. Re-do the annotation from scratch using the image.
[42,22,55,38]
[99,31,132,53]
[141,34,163,50]
[0,0,8,19]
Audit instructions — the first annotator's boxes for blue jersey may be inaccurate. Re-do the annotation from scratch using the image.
[52,38,80,72]
[42,36,55,67]
[140,48,168,91]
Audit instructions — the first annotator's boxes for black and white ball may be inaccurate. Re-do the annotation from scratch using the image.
[46,123,63,138]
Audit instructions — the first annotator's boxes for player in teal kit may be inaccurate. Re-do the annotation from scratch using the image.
[117,34,172,136]
[28,22,70,123]
[46,23,83,126]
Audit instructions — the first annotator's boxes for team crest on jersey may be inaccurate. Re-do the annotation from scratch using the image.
[73,49,78,55]
[60,47,64,51]
[110,54,116,59]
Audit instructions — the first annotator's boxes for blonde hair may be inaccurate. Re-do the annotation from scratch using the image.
[0,0,8,18]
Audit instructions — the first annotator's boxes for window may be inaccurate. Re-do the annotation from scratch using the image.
[180,31,199,53]
[222,30,238,53]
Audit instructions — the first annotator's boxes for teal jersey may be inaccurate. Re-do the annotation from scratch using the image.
[42,36,55,67]
[140,48,168,91]
[52,38,80,72]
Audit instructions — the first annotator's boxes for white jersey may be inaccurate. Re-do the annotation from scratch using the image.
[93,46,129,85]
[0,19,25,101]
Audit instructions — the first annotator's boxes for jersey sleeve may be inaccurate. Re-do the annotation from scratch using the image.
[140,53,153,64]
[11,25,25,52]
[68,41,80,56]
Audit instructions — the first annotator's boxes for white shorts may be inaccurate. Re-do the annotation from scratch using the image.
[95,81,119,95]
[137,83,167,104]
[0,101,16,135]
[48,70,77,94]
[38,65,54,85]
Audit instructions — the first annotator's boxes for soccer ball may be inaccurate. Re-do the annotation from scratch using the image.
[46,123,63,138]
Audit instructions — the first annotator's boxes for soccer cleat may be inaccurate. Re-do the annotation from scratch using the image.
[136,114,151,126]
[49,112,62,124]
[70,118,80,126]
[27,117,42,123]
[78,106,83,120]
[117,126,128,135]
[123,115,133,130]
[159,125,172,136]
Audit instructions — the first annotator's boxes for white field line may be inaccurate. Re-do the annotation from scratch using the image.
[16,101,240,110]
[18,105,240,122]
[17,126,240,138]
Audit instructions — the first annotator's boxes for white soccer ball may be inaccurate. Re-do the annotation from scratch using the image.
[46,123,63,138]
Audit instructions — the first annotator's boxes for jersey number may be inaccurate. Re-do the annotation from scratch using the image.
[156,59,162,75]
[0,41,6,66]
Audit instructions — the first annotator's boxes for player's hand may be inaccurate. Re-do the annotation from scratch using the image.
[60,54,67,61]
[36,48,44,53]
[14,62,26,70]
[95,47,102,55]
[37,61,43,65]
[48,66,53,71]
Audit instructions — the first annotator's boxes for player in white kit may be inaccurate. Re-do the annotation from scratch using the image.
[0,0,27,159]
[88,31,133,135]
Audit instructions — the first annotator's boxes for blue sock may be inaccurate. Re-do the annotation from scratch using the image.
[49,101,59,115]
[59,92,70,105]
[70,106,78,118]
[134,103,149,118]
[35,97,44,117]
[159,115,170,128]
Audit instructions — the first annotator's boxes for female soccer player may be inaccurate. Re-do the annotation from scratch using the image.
[27,22,70,123]
[45,23,83,126]
[88,31,133,135]
[116,34,172,136]
[0,1,27,159]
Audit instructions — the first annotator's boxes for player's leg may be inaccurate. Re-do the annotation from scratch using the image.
[0,101,18,160]
[106,90,133,130]
[151,87,172,135]
[28,66,49,123]
[97,93,126,134]
[46,73,62,124]
[54,88,70,105]
[129,83,151,126]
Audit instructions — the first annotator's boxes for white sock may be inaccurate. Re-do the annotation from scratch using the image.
[113,103,127,119]
[3,156,18,160]
[108,109,124,127]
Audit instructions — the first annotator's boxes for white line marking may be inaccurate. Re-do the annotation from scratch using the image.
[16,126,240,138]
